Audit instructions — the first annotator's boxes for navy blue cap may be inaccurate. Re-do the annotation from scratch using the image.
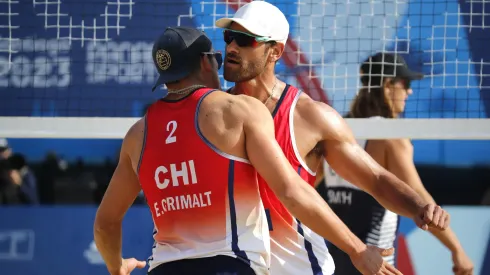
[360,52,424,86]
[151,27,212,91]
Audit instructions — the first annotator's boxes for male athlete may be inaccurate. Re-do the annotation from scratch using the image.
[93,27,405,275]
[215,1,450,274]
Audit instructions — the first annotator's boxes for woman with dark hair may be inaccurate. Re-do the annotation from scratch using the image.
[316,52,474,275]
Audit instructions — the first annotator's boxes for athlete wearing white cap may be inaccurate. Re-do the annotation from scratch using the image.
[216,2,450,275]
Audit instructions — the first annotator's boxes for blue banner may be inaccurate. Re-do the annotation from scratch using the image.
[0,206,154,275]
[0,206,489,275]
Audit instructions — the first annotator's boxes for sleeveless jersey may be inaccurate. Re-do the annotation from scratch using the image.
[138,88,270,275]
[257,85,335,275]
[321,116,399,266]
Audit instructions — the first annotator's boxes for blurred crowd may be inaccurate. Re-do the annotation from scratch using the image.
[1,136,489,206]
[0,138,149,205]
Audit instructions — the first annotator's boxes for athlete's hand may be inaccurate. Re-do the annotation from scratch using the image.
[414,204,450,231]
[452,250,474,275]
[350,246,403,275]
[110,258,146,275]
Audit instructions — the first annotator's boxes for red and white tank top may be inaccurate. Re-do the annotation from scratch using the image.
[257,84,335,275]
[138,88,270,274]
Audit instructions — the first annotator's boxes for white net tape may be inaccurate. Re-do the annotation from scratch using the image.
[0,117,489,139]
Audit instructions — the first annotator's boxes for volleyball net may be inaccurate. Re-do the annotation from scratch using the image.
[0,0,489,160]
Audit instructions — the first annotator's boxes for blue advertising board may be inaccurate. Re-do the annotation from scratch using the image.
[0,206,154,275]
[0,206,489,275]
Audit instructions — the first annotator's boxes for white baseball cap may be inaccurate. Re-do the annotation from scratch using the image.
[0,138,9,151]
[215,1,289,44]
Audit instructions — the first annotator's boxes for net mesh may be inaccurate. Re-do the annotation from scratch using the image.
[0,0,489,136]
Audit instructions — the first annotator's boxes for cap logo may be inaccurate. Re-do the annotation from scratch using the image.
[156,49,171,71]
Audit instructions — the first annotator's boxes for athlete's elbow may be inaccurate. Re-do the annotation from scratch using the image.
[278,180,312,211]
[94,217,109,232]
[272,184,291,203]
[94,219,121,238]
[281,185,298,203]
[272,178,299,205]
[277,192,301,214]
[94,211,121,233]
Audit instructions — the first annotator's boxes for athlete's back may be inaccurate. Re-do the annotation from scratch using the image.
[139,88,270,275]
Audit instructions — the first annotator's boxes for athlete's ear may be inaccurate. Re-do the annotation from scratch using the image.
[268,42,285,63]
[383,77,394,87]
[383,77,394,94]
[200,54,213,72]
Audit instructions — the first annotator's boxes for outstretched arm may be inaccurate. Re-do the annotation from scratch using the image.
[239,97,396,271]
[312,101,449,230]
[385,139,473,274]
[240,96,402,274]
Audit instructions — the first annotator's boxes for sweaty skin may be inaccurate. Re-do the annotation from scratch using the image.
[94,88,402,275]
[225,22,449,230]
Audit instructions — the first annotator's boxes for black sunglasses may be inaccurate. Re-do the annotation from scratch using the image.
[201,51,223,70]
[223,29,271,48]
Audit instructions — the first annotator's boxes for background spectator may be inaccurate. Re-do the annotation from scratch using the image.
[9,153,39,204]
[0,138,21,204]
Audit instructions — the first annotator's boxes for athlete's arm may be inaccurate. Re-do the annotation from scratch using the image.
[94,119,146,274]
[240,96,366,257]
[313,160,325,187]
[311,101,449,230]
[385,139,473,274]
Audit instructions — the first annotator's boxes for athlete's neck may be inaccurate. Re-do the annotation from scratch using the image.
[233,70,286,104]
[165,78,208,100]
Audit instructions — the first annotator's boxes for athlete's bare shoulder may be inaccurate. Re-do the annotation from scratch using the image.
[294,92,354,142]
[197,91,272,159]
[200,90,272,124]
[123,117,145,149]
[384,138,413,154]
[122,117,145,171]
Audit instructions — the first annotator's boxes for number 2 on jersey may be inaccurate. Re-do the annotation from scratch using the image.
[165,120,177,144]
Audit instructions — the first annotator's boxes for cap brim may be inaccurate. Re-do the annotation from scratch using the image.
[215,18,268,37]
[396,66,424,81]
[151,70,192,92]
[215,18,233,29]
[405,71,424,80]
